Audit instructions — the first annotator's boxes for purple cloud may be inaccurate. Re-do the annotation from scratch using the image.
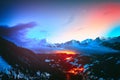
[0,22,37,45]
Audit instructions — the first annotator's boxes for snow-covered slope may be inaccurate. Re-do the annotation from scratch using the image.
[0,56,11,73]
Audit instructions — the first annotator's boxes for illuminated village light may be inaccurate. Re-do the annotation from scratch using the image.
[52,50,85,80]
[67,67,84,75]
[65,57,72,60]
[66,67,85,80]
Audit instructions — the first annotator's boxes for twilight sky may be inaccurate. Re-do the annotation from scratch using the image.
[0,0,120,43]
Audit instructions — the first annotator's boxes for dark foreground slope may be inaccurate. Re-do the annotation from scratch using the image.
[0,37,42,71]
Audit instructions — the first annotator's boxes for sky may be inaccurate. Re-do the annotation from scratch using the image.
[0,0,120,44]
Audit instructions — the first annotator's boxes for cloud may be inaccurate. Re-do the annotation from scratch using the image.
[0,22,36,44]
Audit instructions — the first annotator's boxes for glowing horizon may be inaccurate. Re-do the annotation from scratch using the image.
[53,50,76,55]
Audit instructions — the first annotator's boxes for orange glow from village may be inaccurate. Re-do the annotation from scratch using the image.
[53,50,76,55]
[67,67,84,75]
[65,57,72,60]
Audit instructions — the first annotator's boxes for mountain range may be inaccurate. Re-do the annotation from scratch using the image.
[0,36,120,80]
[37,36,120,54]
